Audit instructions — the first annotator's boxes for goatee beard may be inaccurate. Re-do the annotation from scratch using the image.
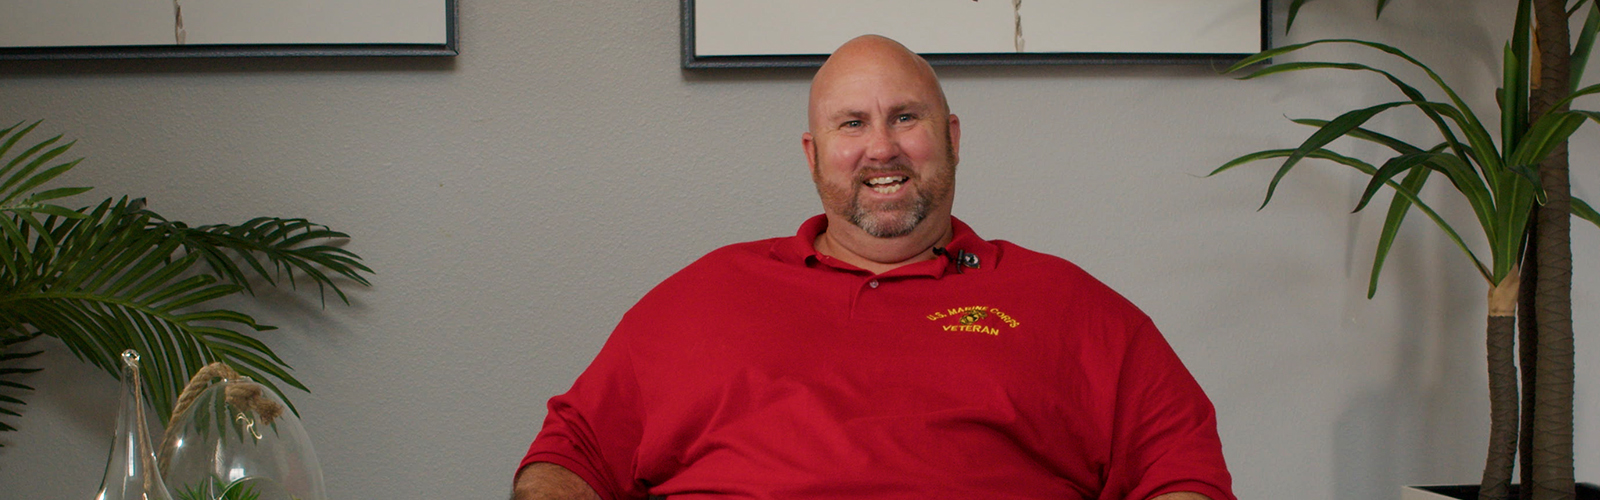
[810,136,956,239]
[849,188,931,238]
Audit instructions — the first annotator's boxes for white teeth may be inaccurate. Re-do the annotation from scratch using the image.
[863,175,908,194]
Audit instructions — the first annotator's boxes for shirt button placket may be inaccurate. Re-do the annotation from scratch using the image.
[848,278,881,320]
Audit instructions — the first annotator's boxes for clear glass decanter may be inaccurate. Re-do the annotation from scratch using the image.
[94,349,175,500]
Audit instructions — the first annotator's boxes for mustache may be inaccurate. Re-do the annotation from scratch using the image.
[852,163,915,183]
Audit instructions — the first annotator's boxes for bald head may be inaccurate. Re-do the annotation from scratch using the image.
[807,35,950,132]
[800,34,961,272]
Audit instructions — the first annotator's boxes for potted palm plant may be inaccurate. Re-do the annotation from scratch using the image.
[1211,0,1599,499]
[0,119,373,438]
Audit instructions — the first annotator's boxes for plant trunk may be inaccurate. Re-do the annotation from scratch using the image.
[1519,226,1539,500]
[1483,271,1522,500]
[1529,0,1575,498]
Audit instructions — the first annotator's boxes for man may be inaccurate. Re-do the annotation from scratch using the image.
[514,35,1233,500]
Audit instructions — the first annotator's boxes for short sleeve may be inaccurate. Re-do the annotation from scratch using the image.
[1101,319,1235,500]
[520,322,649,500]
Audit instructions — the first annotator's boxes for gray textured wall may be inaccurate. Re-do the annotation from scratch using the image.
[1,1,1597,499]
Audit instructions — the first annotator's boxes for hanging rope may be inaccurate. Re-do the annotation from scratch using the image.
[157,362,284,473]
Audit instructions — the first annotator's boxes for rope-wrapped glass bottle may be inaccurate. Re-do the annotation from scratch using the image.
[95,350,174,500]
[159,363,326,500]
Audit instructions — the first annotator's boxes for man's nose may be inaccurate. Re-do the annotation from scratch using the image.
[862,124,901,163]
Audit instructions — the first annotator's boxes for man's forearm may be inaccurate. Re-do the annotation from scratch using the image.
[511,462,602,500]
[1152,492,1213,500]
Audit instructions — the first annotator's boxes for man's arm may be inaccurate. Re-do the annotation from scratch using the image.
[1152,492,1212,500]
[511,462,601,500]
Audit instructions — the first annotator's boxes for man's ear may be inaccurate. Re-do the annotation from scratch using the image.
[947,114,962,164]
[802,132,818,175]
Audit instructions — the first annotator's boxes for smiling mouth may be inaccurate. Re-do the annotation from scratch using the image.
[863,175,910,194]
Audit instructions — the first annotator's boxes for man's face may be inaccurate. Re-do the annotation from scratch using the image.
[804,51,959,239]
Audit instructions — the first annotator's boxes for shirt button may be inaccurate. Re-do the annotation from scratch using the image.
[868,280,880,288]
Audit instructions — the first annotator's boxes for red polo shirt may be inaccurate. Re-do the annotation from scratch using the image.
[522,215,1233,500]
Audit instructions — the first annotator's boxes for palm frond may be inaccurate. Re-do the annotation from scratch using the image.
[0,123,372,432]
[0,331,43,439]
[4,198,275,422]
[0,121,90,276]
[147,215,374,306]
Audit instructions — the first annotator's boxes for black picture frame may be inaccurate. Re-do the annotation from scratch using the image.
[0,0,457,60]
[683,0,1270,69]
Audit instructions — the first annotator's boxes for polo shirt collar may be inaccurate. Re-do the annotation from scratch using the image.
[771,214,999,278]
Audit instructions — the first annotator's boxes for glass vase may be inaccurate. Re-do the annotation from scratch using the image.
[95,349,174,500]
[159,375,327,500]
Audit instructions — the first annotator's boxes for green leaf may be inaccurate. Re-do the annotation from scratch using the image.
[2,158,81,207]
[208,344,305,392]
[1574,0,1600,90]
[0,331,40,435]
[1224,41,1321,74]
[1486,168,1541,283]
[0,121,27,160]
[1353,152,1446,213]
[1332,40,1502,173]
[126,258,208,303]
[1502,43,1526,158]
[192,326,284,365]
[1287,0,1313,33]
[26,186,91,203]
[106,240,190,297]
[1572,197,1600,230]
[1509,0,1533,154]
[1292,118,1427,154]
[154,282,243,312]
[1261,101,1414,209]
[1510,111,1589,169]
[0,350,42,362]
[1573,109,1600,125]
[0,141,75,205]
[25,204,88,219]
[1243,49,1482,174]
[1238,61,1371,80]
[1550,82,1600,111]
[1211,147,1491,279]
[0,124,48,181]
[1422,153,1499,237]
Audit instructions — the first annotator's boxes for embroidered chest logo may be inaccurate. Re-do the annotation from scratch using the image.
[925,305,1022,336]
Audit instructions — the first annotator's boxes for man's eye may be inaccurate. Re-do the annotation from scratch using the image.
[895,114,916,123]
[842,120,863,128]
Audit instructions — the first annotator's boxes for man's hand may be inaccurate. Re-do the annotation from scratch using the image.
[511,462,601,500]
[1152,492,1213,500]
